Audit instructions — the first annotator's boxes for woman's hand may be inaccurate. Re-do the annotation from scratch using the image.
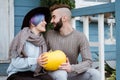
[59,57,72,73]
[37,53,48,67]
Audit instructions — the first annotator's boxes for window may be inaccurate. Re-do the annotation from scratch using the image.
[84,0,110,2]
[75,0,109,8]
[84,0,115,2]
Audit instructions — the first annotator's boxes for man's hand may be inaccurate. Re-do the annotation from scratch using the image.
[37,53,48,67]
[59,57,72,73]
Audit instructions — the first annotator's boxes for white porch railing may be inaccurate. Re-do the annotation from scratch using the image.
[72,14,105,80]
[72,0,120,79]
[83,14,105,80]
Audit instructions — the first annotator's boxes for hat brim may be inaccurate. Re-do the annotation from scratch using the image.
[21,7,50,29]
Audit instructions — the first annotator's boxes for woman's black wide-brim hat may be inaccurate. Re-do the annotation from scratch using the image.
[21,7,50,29]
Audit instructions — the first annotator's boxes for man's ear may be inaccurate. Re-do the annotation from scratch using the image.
[62,16,67,22]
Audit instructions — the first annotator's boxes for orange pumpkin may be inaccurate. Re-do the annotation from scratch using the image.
[42,50,66,71]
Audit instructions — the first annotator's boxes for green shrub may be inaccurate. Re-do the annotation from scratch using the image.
[40,0,75,9]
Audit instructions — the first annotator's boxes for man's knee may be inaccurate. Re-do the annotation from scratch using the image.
[49,70,67,80]
[54,70,67,78]
[87,68,101,80]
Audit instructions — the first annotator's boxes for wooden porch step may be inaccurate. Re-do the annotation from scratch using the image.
[0,76,7,80]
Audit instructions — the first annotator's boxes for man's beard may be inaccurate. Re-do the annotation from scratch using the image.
[54,18,63,32]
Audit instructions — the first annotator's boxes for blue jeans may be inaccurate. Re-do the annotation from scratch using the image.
[48,68,101,80]
[48,70,67,80]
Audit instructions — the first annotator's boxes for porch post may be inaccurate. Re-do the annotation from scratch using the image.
[98,14,105,80]
[115,0,120,80]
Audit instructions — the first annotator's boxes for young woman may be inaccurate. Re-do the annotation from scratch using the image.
[7,7,52,80]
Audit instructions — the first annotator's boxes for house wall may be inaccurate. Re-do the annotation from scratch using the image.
[0,0,41,76]
[14,0,41,35]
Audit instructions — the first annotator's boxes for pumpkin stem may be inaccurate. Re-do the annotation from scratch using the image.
[49,49,52,52]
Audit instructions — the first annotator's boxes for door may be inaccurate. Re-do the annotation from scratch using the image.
[0,0,14,63]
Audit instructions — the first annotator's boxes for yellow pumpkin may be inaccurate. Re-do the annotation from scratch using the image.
[42,50,66,71]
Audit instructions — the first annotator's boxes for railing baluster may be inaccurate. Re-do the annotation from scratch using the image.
[98,14,105,80]
[83,16,89,40]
